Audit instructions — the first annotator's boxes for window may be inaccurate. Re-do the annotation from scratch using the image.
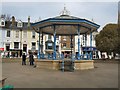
[48,43,53,49]
[16,31,19,38]
[1,22,4,25]
[6,44,10,51]
[48,35,51,40]
[63,43,66,48]
[17,21,23,27]
[0,19,5,26]
[45,42,53,49]
[6,30,10,37]
[23,31,27,38]
[56,36,59,40]
[32,31,35,38]
[14,42,19,49]
[63,36,66,41]
[32,42,36,50]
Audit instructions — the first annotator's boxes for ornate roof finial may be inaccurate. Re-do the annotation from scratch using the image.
[60,4,70,16]
[91,18,94,22]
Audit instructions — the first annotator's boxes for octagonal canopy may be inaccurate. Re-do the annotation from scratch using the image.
[32,9,100,36]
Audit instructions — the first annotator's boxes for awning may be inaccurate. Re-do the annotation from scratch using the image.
[82,47,97,51]
[0,48,4,51]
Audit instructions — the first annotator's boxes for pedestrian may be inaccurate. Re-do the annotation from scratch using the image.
[22,52,26,65]
[29,52,34,65]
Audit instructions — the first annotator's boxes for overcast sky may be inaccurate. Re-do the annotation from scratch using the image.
[1,1,119,31]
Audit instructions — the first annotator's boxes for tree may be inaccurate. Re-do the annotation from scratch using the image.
[95,24,119,58]
[117,1,120,54]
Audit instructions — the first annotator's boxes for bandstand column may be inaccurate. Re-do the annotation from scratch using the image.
[53,25,56,60]
[70,35,73,60]
[38,28,41,60]
[85,33,88,59]
[77,25,81,60]
[90,30,93,60]
[41,32,44,58]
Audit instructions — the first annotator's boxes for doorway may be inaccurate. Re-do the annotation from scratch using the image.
[23,44,27,52]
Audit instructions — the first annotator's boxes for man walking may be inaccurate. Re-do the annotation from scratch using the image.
[22,53,26,65]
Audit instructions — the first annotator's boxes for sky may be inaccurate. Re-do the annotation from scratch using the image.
[1,0,119,31]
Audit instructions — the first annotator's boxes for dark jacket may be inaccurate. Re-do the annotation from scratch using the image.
[29,54,34,62]
[22,54,26,61]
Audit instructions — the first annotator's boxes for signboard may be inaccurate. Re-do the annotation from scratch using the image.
[0,48,4,51]
[82,47,97,51]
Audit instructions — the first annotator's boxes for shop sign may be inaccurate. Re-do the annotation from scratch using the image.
[0,48,4,51]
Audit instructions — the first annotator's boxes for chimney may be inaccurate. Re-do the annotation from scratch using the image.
[27,16,30,27]
[12,16,15,27]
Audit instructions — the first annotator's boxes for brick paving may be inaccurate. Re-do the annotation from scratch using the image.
[2,59,118,88]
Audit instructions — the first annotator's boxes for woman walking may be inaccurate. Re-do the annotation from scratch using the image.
[29,52,34,65]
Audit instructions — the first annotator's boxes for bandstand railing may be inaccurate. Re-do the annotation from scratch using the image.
[37,53,91,60]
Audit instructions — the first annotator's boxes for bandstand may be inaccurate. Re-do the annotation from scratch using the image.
[31,7,100,70]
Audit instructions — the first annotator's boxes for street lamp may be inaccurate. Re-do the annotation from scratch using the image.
[37,40,40,59]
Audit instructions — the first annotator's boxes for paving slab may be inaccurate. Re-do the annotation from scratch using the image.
[2,60,118,88]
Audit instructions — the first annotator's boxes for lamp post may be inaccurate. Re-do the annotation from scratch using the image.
[37,30,41,60]
[20,28,22,57]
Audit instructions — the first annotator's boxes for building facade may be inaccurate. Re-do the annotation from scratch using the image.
[0,16,39,58]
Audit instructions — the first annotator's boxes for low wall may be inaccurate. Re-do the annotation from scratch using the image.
[36,60,60,70]
[74,60,94,70]
[35,60,94,70]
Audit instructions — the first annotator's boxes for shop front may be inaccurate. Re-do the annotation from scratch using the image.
[9,49,22,58]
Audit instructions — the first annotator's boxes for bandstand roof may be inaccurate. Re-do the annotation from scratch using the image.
[32,7,100,36]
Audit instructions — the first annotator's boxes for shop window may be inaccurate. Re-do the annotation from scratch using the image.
[32,42,36,50]
[6,44,10,51]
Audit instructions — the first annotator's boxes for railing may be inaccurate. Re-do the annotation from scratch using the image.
[37,53,91,60]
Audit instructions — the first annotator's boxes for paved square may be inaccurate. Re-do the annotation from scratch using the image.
[2,61,118,88]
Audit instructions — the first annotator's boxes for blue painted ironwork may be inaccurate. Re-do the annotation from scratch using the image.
[62,59,64,72]
[82,47,97,51]
[77,25,81,60]
[32,18,100,29]
[90,30,93,60]
[33,24,96,35]
[85,33,88,60]
[61,53,64,60]
[38,29,41,60]
[70,35,74,60]
[41,33,44,59]
[53,25,56,60]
